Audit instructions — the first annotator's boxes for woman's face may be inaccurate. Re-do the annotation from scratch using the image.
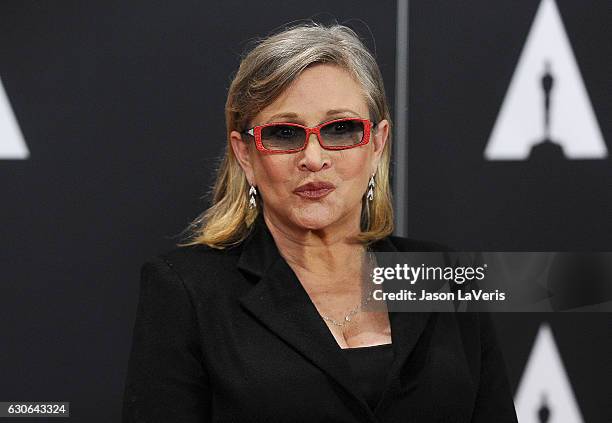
[231,63,389,235]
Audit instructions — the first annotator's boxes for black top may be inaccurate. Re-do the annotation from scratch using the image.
[341,343,394,411]
[122,215,519,422]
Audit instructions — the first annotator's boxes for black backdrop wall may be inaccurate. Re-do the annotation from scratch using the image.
[0,1,610,422]
[409,2,611,421]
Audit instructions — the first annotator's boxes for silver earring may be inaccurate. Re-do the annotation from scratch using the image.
[248,185,257,209]
[367,174,375,201]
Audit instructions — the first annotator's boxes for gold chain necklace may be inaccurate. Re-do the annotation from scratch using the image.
[319,250,377,327]
[320,287,375,326]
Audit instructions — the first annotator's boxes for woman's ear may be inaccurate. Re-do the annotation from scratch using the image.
[230,130,256,184]
[370,119,389,173]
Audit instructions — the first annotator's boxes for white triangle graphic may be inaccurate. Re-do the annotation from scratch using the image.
[0,76,29,159]
[484,0,607,160]
[514,323,584,423]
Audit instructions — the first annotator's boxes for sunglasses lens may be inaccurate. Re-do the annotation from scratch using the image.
[260,125,306,151]
[320,119,365,147]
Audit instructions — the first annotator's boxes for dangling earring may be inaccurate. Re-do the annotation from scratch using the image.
[366,174,375,201]
[248,185,257,209]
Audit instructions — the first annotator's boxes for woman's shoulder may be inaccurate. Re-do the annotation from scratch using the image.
[157,243,241,268]
[140,243,244,291]
[384,235,455,252]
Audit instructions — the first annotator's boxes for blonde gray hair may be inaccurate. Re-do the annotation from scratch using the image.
[179,22,394,249]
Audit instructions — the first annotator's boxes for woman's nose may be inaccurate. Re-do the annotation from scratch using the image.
[299,133,330,171]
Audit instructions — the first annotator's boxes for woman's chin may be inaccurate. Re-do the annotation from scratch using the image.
[290,207,337,231]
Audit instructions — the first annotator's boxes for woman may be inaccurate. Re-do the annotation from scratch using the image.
[122,22,518,422]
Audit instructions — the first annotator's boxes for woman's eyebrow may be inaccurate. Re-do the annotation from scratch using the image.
[266,112,300,122]
[325,109,360,117]
[264,109,361,125]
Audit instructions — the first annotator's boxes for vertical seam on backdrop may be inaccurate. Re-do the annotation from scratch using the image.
[394,0,409,236]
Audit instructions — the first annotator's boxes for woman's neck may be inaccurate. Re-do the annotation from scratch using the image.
[263,210,366,286]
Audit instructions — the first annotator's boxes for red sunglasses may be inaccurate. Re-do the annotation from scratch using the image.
[242,117,376,154]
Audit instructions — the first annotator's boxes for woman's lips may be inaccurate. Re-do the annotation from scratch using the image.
[293,182,335,199]
[295,188,334,199]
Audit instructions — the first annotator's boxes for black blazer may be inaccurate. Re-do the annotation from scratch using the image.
[122,217,518,422]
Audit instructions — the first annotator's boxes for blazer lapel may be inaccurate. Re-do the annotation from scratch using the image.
[237,217,377,419]
[369,238,434,409]
[237,217,432,416]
